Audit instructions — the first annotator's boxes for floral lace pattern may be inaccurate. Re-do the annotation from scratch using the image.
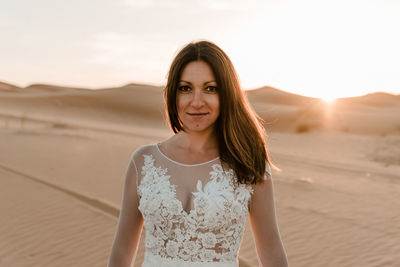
[137,154,254,262]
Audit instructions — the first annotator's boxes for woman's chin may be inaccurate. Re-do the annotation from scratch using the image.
[183,124,216,133]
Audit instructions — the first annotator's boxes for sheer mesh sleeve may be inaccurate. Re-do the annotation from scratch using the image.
[130,152,139,188]
[107,149,144,266]
[130,147,147,198]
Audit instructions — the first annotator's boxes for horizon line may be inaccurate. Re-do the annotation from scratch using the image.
[0,79,399,99]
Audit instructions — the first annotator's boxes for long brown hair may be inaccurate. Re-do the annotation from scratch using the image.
[164,40,276,185]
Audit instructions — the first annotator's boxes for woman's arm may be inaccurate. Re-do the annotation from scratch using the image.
[107,158,144,267]
[249,173,289,267]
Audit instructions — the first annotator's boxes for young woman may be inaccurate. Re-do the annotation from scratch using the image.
[108,40,289,267]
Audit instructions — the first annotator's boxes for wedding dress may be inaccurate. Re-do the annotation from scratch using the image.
[130,143,271,267]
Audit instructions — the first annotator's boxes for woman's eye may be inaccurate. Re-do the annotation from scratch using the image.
[206,86,217,92]
[178,86,191,92]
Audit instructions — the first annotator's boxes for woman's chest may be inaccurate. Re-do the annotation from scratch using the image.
[137,154,254,225]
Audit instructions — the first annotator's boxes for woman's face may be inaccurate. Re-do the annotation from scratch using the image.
[176,60,220,134]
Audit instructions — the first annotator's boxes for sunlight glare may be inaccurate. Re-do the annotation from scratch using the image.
[320,96,337,103]
[226,0,400,99]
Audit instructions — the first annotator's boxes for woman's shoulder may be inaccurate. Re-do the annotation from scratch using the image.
[129,143,158,163]
[129,134,176,162]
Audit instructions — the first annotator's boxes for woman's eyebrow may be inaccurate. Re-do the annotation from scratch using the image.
[179,80,216,85]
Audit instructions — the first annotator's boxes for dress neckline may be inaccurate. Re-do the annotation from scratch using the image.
[155,143,220,167]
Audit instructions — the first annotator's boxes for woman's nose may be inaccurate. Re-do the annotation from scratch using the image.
[190,89,204,107]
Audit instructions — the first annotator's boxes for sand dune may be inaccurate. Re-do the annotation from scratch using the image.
[1,82,399,134]
[247,86,400,134]
[0,81,20,91]
[337,91,400,107]
[1,81,399,266]
[0,167,116,267]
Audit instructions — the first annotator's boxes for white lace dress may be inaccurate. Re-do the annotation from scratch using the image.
[130,143,271,267]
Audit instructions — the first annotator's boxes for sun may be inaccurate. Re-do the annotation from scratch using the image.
[320,95,337,103]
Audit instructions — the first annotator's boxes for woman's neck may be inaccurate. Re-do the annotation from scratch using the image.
[174,130,218,154]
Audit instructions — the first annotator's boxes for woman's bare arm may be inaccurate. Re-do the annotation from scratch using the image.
[107,158,144,267]
[249,173,289,267]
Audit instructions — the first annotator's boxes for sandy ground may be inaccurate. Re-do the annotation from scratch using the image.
[1,83,399,266]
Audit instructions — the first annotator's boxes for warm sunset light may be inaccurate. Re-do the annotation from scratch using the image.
[320,96,337,103]
[2,2,400,267]
[0,0,399,99]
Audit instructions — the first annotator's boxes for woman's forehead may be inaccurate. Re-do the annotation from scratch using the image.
[179,61,216,83]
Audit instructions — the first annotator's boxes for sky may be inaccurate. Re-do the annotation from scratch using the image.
[1,0,399,100]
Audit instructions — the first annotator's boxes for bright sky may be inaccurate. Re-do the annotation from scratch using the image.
[1,0,399,100]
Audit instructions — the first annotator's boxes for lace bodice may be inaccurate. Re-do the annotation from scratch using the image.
[130,143,271,263]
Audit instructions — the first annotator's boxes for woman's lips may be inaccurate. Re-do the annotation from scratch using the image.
[187,112,209,117]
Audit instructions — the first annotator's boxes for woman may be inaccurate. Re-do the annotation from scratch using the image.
[108,40,289,266]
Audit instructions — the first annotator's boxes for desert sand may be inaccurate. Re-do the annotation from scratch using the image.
[0,81,399,267]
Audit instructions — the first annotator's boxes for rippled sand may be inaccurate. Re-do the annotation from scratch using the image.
[1,82,399,266]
